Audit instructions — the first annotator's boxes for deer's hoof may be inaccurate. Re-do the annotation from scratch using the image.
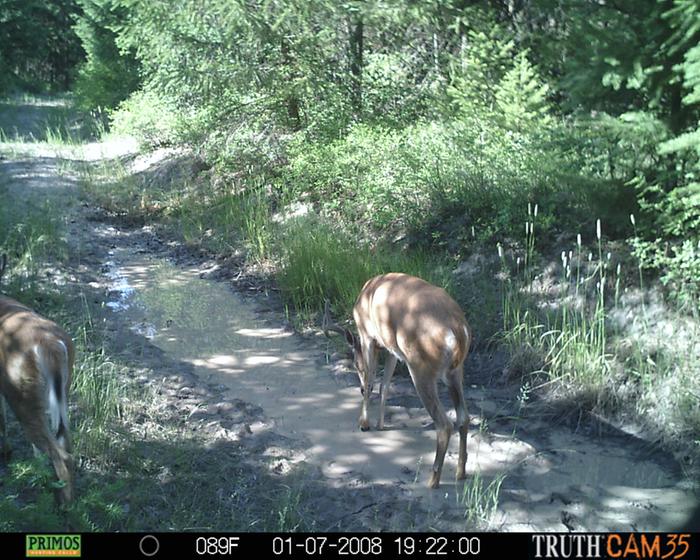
[428,473,441,489]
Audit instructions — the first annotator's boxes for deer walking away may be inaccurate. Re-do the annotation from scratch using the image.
[0,254,75,504]
[324,272,472,488]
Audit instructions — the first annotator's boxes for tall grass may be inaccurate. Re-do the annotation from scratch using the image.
[276,217,454,319]
[81,153,453,325]
[0,204,67,285]
[499,207,700,450]
[0,94,106,145]
[459,470,505,528]
[172,186,273,260]
[501,209,614,404]
[79,157,143,215]
[69,295,137,462]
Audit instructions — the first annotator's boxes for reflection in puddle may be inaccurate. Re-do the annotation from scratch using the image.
[104,259,135,311]
[104,255,275,367]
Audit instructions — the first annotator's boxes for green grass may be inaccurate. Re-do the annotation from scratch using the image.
[498,210,700,452]
[0,94,104,144]
[80,157,454,326]
[73,94,699,513]
[0,219,324,531]
[276,216,453,320]
[0,202,68,284]
[78,157,144,216]
[171,185,274,260]
[0,118,323,529]
[459,470,505,528]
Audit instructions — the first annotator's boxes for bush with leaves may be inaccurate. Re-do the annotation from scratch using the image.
[110,89,182,147]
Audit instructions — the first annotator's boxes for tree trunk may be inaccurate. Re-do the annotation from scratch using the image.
[281,39,302,130]
[348,15,363,119]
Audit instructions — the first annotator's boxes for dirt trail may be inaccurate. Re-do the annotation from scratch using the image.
[1,99,697,531]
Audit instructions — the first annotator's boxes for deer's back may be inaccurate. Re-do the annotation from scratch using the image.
[354,273,470,371]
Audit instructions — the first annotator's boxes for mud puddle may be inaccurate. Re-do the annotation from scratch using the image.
[103,246,698,531]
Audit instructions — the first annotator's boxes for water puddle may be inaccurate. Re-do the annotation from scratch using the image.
[103,249,698,531]
[104,253,134,311]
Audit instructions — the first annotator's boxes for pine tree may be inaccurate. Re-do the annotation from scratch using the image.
[495,52,550,131]
[656,0,700,236]
[73,0,140,109]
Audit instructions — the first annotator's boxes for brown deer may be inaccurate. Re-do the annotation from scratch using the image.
[323,273,471,488]
[0,254,75,504]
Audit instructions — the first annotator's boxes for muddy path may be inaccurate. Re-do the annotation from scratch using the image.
[1,99,697,531]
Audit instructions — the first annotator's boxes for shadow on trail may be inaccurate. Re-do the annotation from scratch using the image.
[0,96,102,143]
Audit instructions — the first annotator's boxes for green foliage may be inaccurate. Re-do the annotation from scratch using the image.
[276,216,452,319]
[0,200,67,275]
[49,0,700,472]
[500,212,700,445]
[286,101,562,247]
[632,236,700,307]
[653,1,700,240]
[495,52,550,131]
[0,0,84,93]
[362,51,437,127]
[170,186,274,261]
[446,10,516,116]
[109,89,180,146]
[73,0,141,110]
[460,470,505,528]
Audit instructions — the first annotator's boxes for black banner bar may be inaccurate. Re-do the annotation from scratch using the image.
[4,532,698,560]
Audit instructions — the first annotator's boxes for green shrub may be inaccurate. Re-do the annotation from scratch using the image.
[73,0,140,110]
[110,89,182,147]
[285,115,563,246]
[632,237,700,309]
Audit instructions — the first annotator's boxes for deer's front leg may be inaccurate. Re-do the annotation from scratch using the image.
[358,339,378,431]
[377,354,398,430]
[0,396,9,461]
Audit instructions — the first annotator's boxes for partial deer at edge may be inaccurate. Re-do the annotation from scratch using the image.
[323,272,471,488]
[0,254,75,504]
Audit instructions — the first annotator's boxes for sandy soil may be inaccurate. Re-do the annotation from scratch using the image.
[1,99,697,531]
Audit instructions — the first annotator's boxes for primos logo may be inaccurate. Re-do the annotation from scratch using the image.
[26,535,81,557]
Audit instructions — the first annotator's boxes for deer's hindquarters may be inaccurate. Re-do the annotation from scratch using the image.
[332,273,472,488]
[0,310,75,505]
